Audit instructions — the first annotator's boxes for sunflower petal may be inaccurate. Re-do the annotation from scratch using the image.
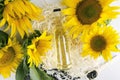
[16,20,25,38]
[64,16,80,29]
[62,8,75,15]
[19,18,29,36]
[62,0,80,8]
[102,50,112,61]
[0,18,6,27]
[23,17,33,32]
[10,23,16,37]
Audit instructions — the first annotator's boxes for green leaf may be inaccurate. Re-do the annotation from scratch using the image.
[0,3,4,6]
[0,0,4,3]
[0,30,8,48]
[23,57,29,74]
[16,61,26,80]
[16,59,29,80]
[36,68,54,80]
[0,7,4,12]
[30,65,41,80]
[0,13,3,20]
[30,65,54,80]
[33,30,41,37]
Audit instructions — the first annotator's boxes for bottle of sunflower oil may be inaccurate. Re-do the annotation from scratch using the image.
[53,9,71,70]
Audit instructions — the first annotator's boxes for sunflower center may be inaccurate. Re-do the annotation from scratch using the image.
[90,35,106,52]
[35,40,40,49]
[0,47,15,67]
[76,0,102,24]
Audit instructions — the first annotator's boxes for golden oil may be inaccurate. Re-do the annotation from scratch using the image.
[54,13,71,70]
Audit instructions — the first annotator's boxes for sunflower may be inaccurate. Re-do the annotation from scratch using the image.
[62,0,120,39]
[0,0,43,38]
[81,26,120,61]
[0,38,23,78]
[27,32,52,67]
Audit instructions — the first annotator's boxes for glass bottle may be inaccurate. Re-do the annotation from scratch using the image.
[54,10,71,70]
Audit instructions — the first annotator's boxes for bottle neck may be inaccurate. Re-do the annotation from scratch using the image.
[53,12,64,29]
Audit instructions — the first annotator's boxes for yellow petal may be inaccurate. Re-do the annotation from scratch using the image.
[64,16,80,29]
[0,51,4,58]
[23,17,33,32]
[14,0,25,15]
[12,8,22,19]
[100,0,114,7]
[28,2,40,13]
[102,50,112,61]
[5,4,15,18]
[27,44,35,49]
[81,51,89,57]
[73,28,82,39]
[23,0,40,14]
[16,20,25,38]
[4,0,9,5]
[62,0,80,8]
[40,31,47,38]
[62,8,75,15]
[69,26,79,36]
[10,22,16,37]
[0,18,6,27]
[1,71,11,78]
[19,0,31,14]
[90,52,100,59]
[19,18,29,36]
